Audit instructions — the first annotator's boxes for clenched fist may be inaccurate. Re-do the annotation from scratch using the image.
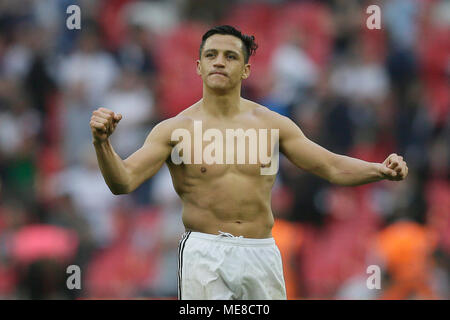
[379,153,408,181]
[90,107,122,143]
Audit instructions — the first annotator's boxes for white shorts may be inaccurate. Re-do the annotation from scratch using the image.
[177,231,287,300]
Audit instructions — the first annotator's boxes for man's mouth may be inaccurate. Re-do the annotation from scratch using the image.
[210,72,228,77]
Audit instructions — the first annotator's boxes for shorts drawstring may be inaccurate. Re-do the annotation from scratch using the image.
[218,230,244,239]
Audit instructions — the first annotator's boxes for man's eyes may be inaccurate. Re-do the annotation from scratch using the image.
[205,53,237,59]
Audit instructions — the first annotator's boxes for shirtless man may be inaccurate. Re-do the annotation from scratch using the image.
[90,26,408,300]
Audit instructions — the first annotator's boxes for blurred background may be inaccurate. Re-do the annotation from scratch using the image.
[0,0,448,300]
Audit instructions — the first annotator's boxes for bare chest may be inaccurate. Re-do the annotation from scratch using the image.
[168,120,279,177]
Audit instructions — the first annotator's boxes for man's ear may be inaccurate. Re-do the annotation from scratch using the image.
[242,63,251,80]
[196,60,201,76]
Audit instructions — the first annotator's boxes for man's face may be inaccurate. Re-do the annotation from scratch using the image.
[197,34,251,92]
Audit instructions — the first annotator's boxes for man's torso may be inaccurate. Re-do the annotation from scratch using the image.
[165,99,280,238]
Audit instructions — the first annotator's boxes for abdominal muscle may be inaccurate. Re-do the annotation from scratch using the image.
[182,203,274,239]
[170,165,276,239]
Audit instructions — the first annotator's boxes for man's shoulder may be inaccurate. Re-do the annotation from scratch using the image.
[143,113,195,146]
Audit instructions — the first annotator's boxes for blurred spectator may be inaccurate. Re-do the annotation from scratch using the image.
[58,25,118,107]
[115,24,159,78]
[385,0,421,51]
[375,220,439,299]
[102,68,155,158]
[267,31,319,113]
[329,43,389,104]
[0,83,40,203]
[51,146,121,248]
[58,25,119,164]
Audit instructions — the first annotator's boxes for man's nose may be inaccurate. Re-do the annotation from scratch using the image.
[213,54,226,68]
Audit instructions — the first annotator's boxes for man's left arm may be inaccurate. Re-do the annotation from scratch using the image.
[277,115,408,186]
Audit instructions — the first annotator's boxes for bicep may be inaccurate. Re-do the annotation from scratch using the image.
[123,121,173,191]
[280,117,336,181]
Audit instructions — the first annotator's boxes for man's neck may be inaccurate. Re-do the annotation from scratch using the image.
[201,85,242,118]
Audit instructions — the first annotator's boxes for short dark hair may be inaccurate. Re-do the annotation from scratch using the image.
[199,25,258,64]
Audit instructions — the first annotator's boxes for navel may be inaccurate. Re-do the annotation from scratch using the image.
[201,167,207,173]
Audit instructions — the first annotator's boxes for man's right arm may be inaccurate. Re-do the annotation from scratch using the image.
[91,108,175,195]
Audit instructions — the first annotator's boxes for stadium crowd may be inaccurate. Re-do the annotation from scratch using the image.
[0,0,448,299]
